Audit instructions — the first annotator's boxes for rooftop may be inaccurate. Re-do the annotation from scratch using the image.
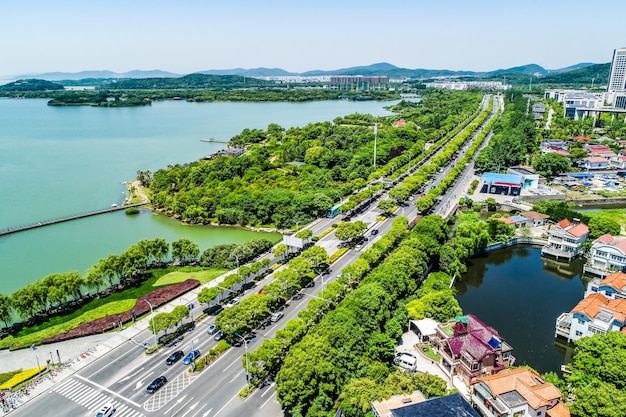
[571,292,626,323]
[520,211,550,220]
[601,271,626,293]
[389,393,481,417]
[594,234,626,254]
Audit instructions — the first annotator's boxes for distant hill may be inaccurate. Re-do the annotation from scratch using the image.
[539,63,610,87]
[9,61,604,84]
[0,79,64,92]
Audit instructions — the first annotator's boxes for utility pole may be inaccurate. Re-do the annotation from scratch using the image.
[373,122,378,167]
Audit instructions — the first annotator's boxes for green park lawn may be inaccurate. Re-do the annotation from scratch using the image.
[1,266,223,350]
[153,268,226,286]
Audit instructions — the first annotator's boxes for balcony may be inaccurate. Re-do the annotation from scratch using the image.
[541,245,577,260]
[583,264,613,278]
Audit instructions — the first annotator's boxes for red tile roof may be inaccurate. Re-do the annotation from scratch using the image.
[571,293,626,322]
[557,219,571,228]
[572,136,592,141]
[593,234,626,254]
[567,223,590,238]
[601,272,626,293]
[521,211,550,220]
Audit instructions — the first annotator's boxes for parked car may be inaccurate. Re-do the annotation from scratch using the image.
[225,298,240,308]
[203,304,223,316]
[371,229,379,235]
[95,404,116,417]
[355,244,363,251]
[165,350,184,365]
[207,324,219,335]
[146,376,167,394]
[271,312,284,322]
[214,330,224,341]
[182,350,201,365]
[292,293,304,300]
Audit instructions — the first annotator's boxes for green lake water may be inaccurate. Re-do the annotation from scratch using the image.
[0,98,397,293]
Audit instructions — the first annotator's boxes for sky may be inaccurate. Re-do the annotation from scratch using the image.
[2,0,626,77]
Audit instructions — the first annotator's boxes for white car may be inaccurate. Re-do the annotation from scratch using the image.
[96,404,116,417]
[270,312,284,322]
[225,298,240,308]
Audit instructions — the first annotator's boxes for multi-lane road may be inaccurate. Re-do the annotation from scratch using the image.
[8,94,501,417]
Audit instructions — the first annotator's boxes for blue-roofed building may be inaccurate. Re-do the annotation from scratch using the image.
[479,173,522,196]
[371,392,481,417]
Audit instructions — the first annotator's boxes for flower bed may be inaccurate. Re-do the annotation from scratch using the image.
[43,279,199,344]
[0,366,45,390]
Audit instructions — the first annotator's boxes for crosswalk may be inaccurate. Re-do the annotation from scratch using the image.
[55,379,144,417]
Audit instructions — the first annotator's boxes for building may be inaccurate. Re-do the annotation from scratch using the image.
[432,315,515,385]
[494,215,532,228]
[507,166,543,189]
[372,392,481,417]
[520,211,550,227]
[578,156,609,170]
[410,318,439,343]
[555,292,626,342]
[472,368,570,417]
[478,173,522,196]
[583,233,626,277]
[607,47,626,108]
[541,218,589,262]
[609,155,626,169]
[586,144,617,159]
[585,271,626,299]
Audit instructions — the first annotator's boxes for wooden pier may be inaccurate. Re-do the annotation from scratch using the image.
[0,203,149,237]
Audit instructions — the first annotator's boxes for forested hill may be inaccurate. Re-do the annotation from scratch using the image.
[106,74,277,90]
[539,63,610,87]
[0,79,64,91]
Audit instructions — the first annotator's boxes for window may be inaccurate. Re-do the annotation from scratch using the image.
[575,331,583,336]
[472,362,479,371]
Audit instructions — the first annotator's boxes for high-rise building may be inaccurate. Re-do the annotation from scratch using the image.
[607,47,626,108]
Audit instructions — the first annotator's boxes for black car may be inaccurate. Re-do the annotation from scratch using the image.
[371,229,379,235]
[146,376,167,394]
[292,293,304,300]
[203,304,223,316]
[165,350,184,365]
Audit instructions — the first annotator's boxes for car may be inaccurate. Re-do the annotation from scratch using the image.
[270,312,284,322]
[371,229,379,235]
[203,304,223,316]
[207,324,219,335]
[182,349,201,365]
[292,293,304,300]
[146,376,167,394]
[95,404,116,417]
[214,330,224,341]
[305,280,315,288]
[165,350,184,365]
[257,287,264,294]
[355,244,363,251]
[225,298,240,308]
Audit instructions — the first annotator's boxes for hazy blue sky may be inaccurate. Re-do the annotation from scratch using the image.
[2,0,625,76]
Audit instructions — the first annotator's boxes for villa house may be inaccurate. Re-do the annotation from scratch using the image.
[555,291,626,343]
[609,155,626,169]
[520,211,550,227]
[583,233,626,277]
[578,156,609,170]
[472,368,570,417]
[432,315,514,385]
[586,271,626,299]
[541,218,589,262]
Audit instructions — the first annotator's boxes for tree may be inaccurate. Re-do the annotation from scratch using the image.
[172,238,200,262]
[198,287,222,304]
[588,216,622,240]
[406,290,462,322]
[295,229,313,240]
[301,246,329,270]
[377,199,396,216]
[533,153,571,178]
[335,220,368,241]
[273,243,288,260]
[0,294,12,328]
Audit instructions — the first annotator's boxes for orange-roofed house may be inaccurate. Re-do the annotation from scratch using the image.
[584,234,626,277]
[541,218,589,262]
[555,290,626,342]
[472,368,569,417]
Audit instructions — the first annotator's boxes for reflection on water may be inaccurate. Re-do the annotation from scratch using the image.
[455,245,585,374]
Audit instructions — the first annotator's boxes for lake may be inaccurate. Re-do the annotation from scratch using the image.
[0,98,398,293]
[455,245,584,374]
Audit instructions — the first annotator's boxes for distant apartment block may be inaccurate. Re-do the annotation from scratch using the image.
[432,315,515,385]
[583,233,626,277]
[541,218,589,262]
[424,80,510,90]
[607,47,626,108]
[472,368,570,417]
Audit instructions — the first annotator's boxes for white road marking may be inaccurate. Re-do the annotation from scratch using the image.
[75,374,141,407]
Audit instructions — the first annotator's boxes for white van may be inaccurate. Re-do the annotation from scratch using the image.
[394,353,417,372]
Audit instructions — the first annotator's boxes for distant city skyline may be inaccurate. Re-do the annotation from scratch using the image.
[2,0,625,77]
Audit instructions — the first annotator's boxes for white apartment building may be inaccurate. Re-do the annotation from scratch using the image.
[607,47,626,108]
[583,233,626,277]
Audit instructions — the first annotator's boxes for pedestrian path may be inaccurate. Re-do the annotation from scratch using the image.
[55,379,144,417]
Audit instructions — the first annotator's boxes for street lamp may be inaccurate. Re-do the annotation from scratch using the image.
[144,299,158,347]
[31,344,42,376]
[230,252,240,271]
[235,332,250,389]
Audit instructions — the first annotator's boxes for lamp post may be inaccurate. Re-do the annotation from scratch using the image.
[31,344,42,375]
[373,122,378,167]
[144,298,158,347]
[235,332,250,389]
[230,252,240,272]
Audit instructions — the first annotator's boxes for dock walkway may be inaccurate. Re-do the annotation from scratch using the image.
[0,203,148,237]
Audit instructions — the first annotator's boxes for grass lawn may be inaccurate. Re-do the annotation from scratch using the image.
[154,268,226,286]
[0,299,136,350]
[585,209,626,233]
[2,267,179,350]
